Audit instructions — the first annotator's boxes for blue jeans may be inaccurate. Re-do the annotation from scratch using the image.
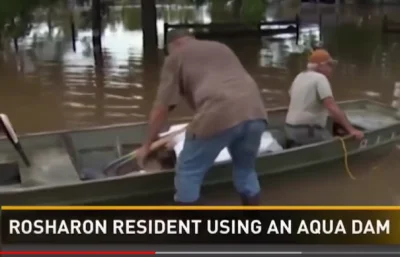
[174,119,266,203]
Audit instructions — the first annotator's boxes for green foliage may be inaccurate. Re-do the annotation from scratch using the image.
[77,10,92,30]
[193,0,207,7]
[0,0,59,40]
[325,22,381,64]
[209,0,234,22]
[122,7,141,31]
[209,0,267,23]
[242,0,266,23]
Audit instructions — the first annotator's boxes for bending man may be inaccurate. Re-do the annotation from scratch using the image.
[137,30,268,205]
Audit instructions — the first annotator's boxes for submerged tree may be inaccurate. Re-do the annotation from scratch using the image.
[0,0,60,51]
[92,0,103,65]
[141,0,158,62]
[0,0,36,51]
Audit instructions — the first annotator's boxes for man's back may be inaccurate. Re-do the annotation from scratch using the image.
[174,39,267,138]
[286,70,333,127]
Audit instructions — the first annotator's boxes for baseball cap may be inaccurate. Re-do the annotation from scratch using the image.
[308,49,338,65]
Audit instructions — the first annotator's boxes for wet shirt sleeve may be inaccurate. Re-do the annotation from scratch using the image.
[153,55,182,109]
[316,76,333,101]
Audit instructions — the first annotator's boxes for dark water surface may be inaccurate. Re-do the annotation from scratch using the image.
[0,1,400,205]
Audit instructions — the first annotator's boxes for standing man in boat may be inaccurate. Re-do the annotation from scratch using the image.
[136,29,268,205]
[285,49,364,146]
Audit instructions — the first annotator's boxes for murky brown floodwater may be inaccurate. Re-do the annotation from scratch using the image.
[0,1,400,205]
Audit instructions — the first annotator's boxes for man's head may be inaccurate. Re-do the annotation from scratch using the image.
[307,49,337,78]
[166,29,194,54]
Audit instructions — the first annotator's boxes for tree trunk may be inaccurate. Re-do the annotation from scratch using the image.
[141,0,158,62]
[92,0,103,65]
[94,64,105,124]
[9,18,18,53]
[92,0,104,123]
[70,13,76,52]
[0,31,3,51]
[233,0,243,20]
[47,7,53,38]
[68,0,77,52]
[13,38,18,53]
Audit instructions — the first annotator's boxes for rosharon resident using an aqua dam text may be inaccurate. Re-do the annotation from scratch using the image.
[8,218,391,235]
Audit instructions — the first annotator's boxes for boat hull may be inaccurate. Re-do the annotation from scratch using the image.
[0,99,399,205]
[0,130,396,205]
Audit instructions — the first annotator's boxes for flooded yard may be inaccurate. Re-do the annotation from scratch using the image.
[0,0,399,205]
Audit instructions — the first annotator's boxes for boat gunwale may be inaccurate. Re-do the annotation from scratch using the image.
[0,99,386,140]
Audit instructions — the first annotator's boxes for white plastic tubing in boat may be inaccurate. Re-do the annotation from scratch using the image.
[159,123,283,164]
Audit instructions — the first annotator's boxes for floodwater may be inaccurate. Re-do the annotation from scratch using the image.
[1,1,400,205]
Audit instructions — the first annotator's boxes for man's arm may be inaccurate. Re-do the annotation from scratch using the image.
[322,97,355,133]
[142,105,169,147]
[316,77,356,133]
[142,55,181,148]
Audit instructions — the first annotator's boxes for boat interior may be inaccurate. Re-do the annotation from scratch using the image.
[0,100,398,190]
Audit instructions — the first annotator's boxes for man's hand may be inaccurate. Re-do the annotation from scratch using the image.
[136,144,151,169]
[349,129,364,140]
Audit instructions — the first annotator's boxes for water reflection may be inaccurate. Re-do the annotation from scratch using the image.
[0,2,398,131]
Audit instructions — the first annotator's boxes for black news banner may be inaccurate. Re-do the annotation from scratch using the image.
[1,208,398,244]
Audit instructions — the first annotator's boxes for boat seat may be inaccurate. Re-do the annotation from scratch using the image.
[269,129,288,149]
[0,161,21,185]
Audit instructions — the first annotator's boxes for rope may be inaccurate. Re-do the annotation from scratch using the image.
[103,151,135,171]
[338,137,357,180]
[102,151,136,175]
[102,127,187,175]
